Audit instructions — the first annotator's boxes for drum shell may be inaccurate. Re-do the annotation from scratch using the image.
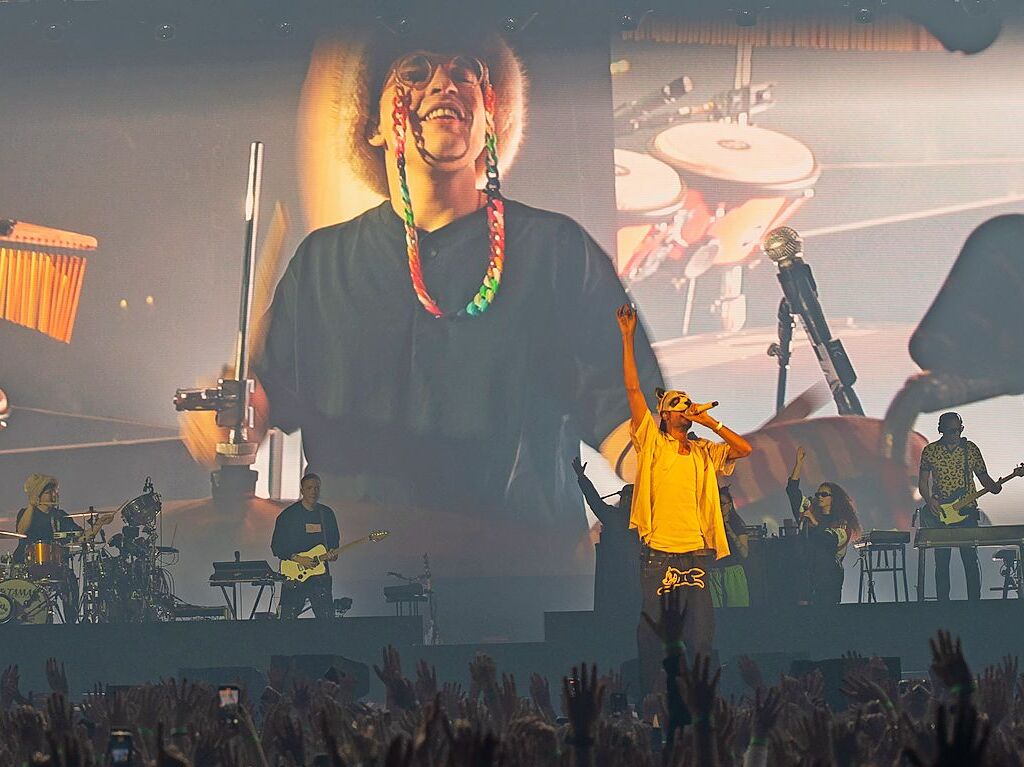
[25,542,66,580]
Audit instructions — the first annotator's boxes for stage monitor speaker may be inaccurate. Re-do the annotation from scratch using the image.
[270,654,370,699]
[178,666,267,696]
[790,656,901,711]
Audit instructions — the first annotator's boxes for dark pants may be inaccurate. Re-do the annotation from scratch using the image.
[809,556,844,605]
[279,574,333,619]
[932,517,981,601]
[638,549,714,697]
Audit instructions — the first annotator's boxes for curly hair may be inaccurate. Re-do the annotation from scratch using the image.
[815,481,862,538]
[298,20,528,227]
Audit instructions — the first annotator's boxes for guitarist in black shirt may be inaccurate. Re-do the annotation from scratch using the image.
[271,474,341,619]
[919,412,1002,601]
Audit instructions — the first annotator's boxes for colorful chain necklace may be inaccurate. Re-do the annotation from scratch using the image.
[392,84,505,318]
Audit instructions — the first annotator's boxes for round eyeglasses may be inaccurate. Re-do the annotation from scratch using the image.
[392,53,488,90]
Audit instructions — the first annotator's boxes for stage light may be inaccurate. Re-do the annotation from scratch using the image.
[119,299,128,310]
[731,3,770,27]
[374,0,414,36]
[146,295,155,306]
[43,21,66,41]
[855,5,875,23]
[274,20,295,38]
[614,2,653,31]
[958,0,993,16]
[154,23,175,41]
[499,2,540,34]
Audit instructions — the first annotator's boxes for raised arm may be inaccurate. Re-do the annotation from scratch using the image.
[786,447,806,521]
[572,457,616,525]
[616,304,650,431]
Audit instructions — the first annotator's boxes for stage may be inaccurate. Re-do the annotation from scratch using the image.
[1,599,1020,703]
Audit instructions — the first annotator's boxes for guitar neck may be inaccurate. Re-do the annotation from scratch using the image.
[334,536,369,556]
[960,472,1018,507]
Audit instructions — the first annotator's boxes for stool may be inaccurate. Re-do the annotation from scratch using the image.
[991,549,1020,599]
[856,542,910,603]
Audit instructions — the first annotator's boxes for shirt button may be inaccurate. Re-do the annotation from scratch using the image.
[428,248,439,260]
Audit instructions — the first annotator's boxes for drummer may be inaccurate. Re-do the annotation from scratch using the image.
[14,474,113,622]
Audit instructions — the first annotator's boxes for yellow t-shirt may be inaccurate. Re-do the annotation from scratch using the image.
[629,409,736,557]
[647,449,703,552]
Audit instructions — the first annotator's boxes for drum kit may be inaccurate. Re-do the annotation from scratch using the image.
[614,74,821,335]
[0,478,178,625]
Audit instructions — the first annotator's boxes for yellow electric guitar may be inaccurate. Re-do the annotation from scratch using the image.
[280,530,389,582]
[923,463,1024,526]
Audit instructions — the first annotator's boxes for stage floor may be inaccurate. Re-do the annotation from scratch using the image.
[1,599,1019,702]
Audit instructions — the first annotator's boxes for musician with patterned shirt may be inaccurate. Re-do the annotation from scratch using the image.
[919,412,1001,601]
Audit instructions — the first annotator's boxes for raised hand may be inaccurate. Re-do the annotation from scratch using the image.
[468,653,498,701]
[736,655,764,691]
[929,630,973,693]
[562,663,605,748]
[905,703,991,767]
[571,456,587,479]
[1,664,26,708]
[374,645,416,711]
[641,588,685,652]
[677,653,721,721]
[413,659,438,705]
[751,686,783,742]
[616,303,638,336]
[528,673,556,723]
[45,658,69,696]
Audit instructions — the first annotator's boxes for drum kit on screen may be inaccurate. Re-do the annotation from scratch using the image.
[0,478,177,626]
[614,76,820,335]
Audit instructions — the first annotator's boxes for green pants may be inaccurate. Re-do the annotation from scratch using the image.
[710,564,750,608]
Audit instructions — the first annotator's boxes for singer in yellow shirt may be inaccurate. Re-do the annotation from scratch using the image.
[617,304,752,695]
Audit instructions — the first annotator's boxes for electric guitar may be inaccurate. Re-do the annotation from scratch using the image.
[921,463,1024,526]
[280,530,389,582]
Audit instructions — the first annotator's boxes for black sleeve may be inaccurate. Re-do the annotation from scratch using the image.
[270,510,295,560]
[557,223,663,447]
[254,241,305,434]
[576,473,615,525]
[322,506,341,549]
[786,478,803,521]
[56,510,83,533]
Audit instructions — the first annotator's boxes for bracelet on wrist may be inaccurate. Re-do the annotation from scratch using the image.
[713,419,724,433]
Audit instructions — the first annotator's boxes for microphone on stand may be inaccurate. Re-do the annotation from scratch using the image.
[762,227,864,416]
[614,75,694,132]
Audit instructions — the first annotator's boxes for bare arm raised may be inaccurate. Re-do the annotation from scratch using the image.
[617,303,649,432]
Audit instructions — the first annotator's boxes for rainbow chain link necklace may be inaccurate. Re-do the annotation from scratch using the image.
[392,85,505,318]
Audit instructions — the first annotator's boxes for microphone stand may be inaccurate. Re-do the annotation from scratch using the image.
[765,229,864,416]
[767,298,794,415]
[174,142,265,500]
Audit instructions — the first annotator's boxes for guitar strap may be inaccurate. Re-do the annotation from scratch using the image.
[961,437,975,516]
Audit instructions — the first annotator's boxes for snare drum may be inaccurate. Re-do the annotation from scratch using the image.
[652,122,820,266]
[25,542,66,580]
[0,578,53,625]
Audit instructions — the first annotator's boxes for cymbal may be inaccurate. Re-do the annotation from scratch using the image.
[0,530,27,539]
[65,507,118,518]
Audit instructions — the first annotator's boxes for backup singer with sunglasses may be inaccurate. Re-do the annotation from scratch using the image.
[231,27,662,639]
[787,446,862,604]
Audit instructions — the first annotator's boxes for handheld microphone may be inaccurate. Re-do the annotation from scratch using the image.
[762,227,864,416]
[688,401,719,415]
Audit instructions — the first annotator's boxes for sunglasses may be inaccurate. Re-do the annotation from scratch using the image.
[815,491,832,498]
[392,53,488,90]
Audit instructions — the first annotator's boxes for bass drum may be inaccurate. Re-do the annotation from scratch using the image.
[0,579,53,625]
